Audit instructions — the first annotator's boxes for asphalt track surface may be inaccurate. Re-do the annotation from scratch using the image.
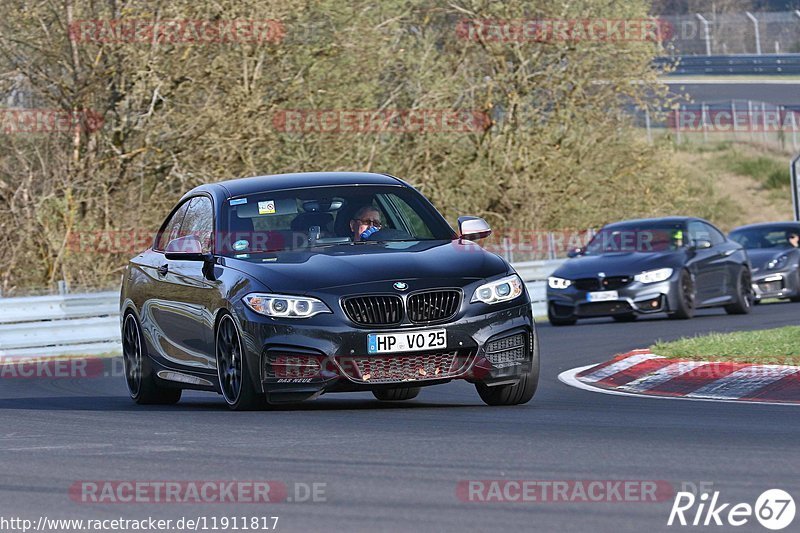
[1,302,799,533]
[665,81,800,105]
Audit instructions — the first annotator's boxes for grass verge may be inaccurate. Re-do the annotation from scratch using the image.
[650,326,800,365]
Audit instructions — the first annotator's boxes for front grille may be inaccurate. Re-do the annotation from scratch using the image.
[485,333,528,365]
[335,350,472,383]
[577,301,632,317]
[573,276,632,291]
[263,354,321,379]
[407,289,461,324]
[342,295,403,326]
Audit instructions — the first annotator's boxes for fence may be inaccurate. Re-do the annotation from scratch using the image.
[662,11,800,56]
[631,100,800,151]
[0,260,564,359]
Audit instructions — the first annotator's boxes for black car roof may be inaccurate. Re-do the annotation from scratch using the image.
[730,221,800,232]
[186,172,405,200]
[603,216,700,229]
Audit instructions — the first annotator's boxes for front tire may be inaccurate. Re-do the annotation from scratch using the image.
[476,333,539,406]
[216,313,266,411]
[668,269,695,320]
[122,313,182,405]
[725,267,754,315]
[372,387,420,401]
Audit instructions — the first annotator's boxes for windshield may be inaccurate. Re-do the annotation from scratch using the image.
[584,223,686,255]
[729,226,800,249]
[218,185,455,256]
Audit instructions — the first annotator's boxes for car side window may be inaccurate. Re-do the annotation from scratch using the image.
[154,201,191,251]
[702,223,726,246]
[178,196,214,253]
[687,221,709,245]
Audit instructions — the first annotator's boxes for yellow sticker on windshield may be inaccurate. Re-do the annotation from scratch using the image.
[258,200,276,215]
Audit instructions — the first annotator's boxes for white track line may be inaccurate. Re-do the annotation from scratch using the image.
[579,353,660,383]
[558,364,799,407]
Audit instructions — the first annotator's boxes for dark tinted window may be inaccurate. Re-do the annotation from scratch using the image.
[702,223,726,246]
[584,222,685,254]
[730,225,800,249]
[154,201,190,251]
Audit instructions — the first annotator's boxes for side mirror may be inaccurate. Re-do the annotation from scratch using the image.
[691,239,713,250]
[458,216,492,240]
[165,235,211,261]
[567,247,584,258]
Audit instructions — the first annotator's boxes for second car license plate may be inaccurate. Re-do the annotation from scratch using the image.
[368,329,446,354]
[587,290,619,302]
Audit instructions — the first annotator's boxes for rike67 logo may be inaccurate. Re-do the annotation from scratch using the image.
[668,489,795,530]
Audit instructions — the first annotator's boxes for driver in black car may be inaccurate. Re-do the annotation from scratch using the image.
[786,230,799,248]
[350,206,382,242]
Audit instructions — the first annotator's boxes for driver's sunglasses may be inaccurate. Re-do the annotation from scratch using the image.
[353,218,382,228]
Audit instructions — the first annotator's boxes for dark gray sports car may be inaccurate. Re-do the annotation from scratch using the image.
[729,222,800,303]
[546,217,753,325]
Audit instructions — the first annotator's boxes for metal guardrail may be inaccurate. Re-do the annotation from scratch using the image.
[657,54,800,75]
[0,260,565,358]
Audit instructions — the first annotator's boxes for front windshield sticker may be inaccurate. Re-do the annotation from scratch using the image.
[258,200,276,215]
[232,239,249,251]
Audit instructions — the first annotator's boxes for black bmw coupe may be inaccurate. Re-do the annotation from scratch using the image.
[120,172,538,409]
[546,217,754,325]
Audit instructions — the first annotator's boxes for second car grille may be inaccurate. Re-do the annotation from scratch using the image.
[342,295,404,326]
[335,350,472,383]
[573,276,632,291]
[407,289,461,324]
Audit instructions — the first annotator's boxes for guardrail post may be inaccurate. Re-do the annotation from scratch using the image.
[745,12,762,55]
[695,14,711,55]
[731,100,737,141]
[747,100,755,141]
[674,108,681,144]
[57,280,68,295]
[644,107,652,144]
[761,102,768,144]
[701,102,709,142]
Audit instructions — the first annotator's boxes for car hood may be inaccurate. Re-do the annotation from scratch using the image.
[224,240,509,293]
[747,248,794,272]
[552,251,685,279]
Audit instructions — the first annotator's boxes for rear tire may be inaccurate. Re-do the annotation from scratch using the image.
[547,304,576,326]
[668,269,695,320]
[216,313,267,411]
[372,387,420,401]
[724,267,754,315]
[476,332,539,406]
[122,313,182,405]
[789,269,800,302]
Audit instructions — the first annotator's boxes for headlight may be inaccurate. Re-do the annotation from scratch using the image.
[243,293,331,318]
[548,276,572,289]
[634,268,673,284]
[471,274,524,305]
[767,255,789,270]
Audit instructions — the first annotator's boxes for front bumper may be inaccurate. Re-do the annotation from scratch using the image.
[547,278,679,320]
[751,269,799,300]
[237,301,535,403]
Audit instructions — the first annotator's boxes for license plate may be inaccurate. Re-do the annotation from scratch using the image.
[368,329,447,354]
[587,290,618,302]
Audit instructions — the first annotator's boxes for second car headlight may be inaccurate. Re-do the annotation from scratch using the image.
[634,268,673,284]
[767,255,789,270]
[243,293,331,318]
[471,274,524,305]
[548,276,572,289]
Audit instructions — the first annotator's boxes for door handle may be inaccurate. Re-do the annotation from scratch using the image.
[157,264,169,276]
